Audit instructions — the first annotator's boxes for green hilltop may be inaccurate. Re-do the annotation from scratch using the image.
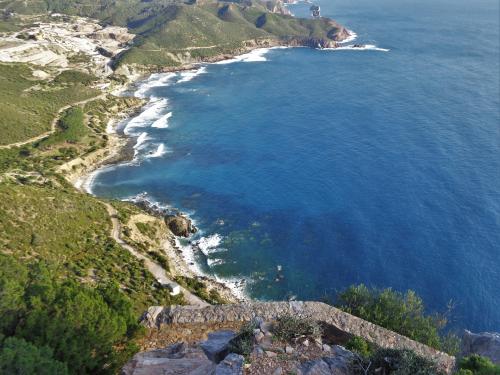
[1,0,349,68]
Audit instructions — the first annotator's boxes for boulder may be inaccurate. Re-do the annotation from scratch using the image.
[323,346,355,374]
[296,346,355,375]
[461,330,500,365]
[215,353,244,375]
[200,330,237,363]
[165,214,196,237]
[140,306,164,328]
[122,343,215,375]
[297,359,331,375]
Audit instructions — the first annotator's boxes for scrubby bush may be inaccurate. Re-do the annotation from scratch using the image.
[458,355,500,375]
[337,284,459,354]
[346,336,373,357]
[53,70,97,85]
[228,321,258,358]
[350,348,444,375]
[272,314,322,342]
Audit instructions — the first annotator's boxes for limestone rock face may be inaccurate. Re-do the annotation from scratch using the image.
[164,214,196,237]
[461,330,500,365]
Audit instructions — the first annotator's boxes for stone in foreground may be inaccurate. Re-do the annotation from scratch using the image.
[215,353,244,375]
[200,330,237,363]
[122,343,216,375]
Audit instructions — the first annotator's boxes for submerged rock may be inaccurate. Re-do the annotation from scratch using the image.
[165,214,197,237]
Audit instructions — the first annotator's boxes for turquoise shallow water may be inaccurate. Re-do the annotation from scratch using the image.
[92,0,500,330]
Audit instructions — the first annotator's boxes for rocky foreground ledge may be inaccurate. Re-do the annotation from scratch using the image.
[136,301,456,374]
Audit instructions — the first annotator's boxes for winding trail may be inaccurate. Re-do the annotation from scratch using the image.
[103,202,209,308]
[0,93,107,150]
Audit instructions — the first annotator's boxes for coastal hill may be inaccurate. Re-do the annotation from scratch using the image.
[2,0,350,71]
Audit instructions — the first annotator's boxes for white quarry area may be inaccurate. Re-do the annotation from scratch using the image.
[0,15,135,76]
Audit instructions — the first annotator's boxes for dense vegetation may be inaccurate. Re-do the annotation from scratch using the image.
[0,63,99,145]
[337,284,460,355]
[0,257,144,374]
[457,355,500,375]
[0,71,179,372]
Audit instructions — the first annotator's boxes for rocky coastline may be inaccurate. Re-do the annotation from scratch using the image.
[68,23,356,305]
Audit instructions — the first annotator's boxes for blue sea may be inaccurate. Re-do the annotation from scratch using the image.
[91,0,500,331]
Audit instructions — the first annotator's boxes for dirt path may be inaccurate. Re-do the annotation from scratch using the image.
[0,93,107,150]
[103,202,209,308]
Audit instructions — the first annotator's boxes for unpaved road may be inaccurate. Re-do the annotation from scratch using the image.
[0,93,107,150]
[104,202,209,308]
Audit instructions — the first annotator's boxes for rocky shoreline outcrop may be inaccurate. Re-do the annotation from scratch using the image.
[461,330,500,365]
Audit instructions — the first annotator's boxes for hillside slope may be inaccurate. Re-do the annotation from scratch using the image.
[1,0,350,69]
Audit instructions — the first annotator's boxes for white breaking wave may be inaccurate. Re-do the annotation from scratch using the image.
[124,98,169,135]
[135,73,176,98]
[134,132,149,151]
[325,44,390,52]
[147,143,168,158]
[151,112,172,129]
[207,258,225,267]
[340,29,358,44]
[214,47,276,65]
[196,234,225,256]
[177,67,207,83]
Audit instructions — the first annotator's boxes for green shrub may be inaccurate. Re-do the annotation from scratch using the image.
[228,321,258,358]
[53,70,97,85]
[351,348,444,375]
[337,284,459,354]
[272,314,322,342]
[345,336,373,357]
[458,355,500,375]
[147,250,170,272]
[174,276,226,304]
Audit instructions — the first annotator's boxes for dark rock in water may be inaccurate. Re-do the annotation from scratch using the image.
[200,330,237,363]
[165,214,197,237]
[215,353,244,375]
[97,46,113,57]
[461,330,500,365]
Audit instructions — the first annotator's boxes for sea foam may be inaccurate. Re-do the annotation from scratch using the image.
[135,73,176,98]
[147,143,168,158]
[325,44,390,52]
[124,98,169,135]
[177,67,207,83]
[151,112,172,129]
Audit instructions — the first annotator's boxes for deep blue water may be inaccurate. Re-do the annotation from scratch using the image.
[92,0,500,331]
